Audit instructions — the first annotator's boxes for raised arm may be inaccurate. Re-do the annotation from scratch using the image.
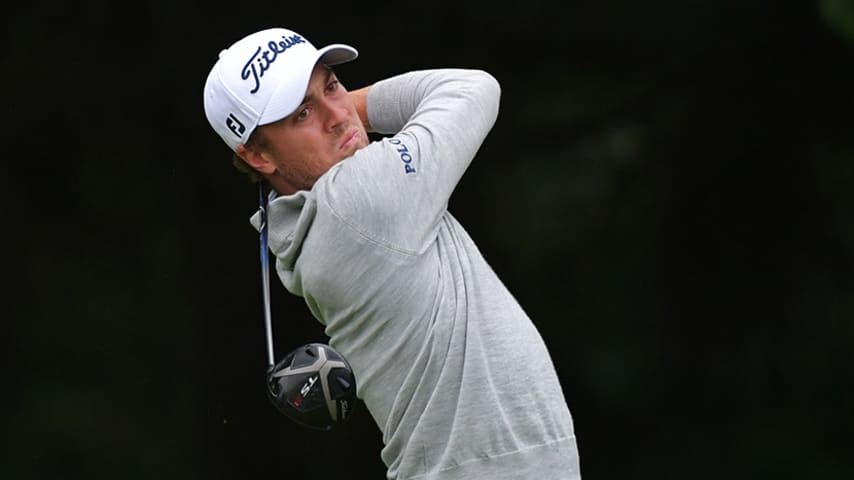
[323,69,501,254]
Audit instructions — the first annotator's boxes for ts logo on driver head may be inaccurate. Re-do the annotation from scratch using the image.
[389,138,416,174]
[226,113,246,138]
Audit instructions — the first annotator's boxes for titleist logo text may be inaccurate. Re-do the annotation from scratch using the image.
[242,34,306,94]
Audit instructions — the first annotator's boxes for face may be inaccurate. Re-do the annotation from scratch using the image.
[244,64,369,194]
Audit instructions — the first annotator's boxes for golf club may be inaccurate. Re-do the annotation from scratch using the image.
[257,183,357,430]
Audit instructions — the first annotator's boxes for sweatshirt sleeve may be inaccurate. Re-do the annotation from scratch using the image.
[319,69,501,254]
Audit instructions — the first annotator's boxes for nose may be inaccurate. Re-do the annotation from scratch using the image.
[322,98,349,133]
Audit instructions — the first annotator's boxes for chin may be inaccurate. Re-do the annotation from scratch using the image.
[344,138,369,158]
[354,131,370,150]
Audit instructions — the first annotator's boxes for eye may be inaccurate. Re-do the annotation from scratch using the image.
[291,107,309,123]
[326,79,340,92]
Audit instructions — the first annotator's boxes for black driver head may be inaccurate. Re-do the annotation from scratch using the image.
[266,343,357,430]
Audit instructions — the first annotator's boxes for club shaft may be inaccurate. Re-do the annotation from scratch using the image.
[260,184,275,367]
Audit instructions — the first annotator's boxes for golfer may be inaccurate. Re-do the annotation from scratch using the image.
[203,27,582,479]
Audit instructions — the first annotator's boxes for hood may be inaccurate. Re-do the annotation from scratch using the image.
[250,189,317,291]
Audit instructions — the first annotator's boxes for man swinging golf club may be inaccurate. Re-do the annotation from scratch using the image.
[203,26,582,480]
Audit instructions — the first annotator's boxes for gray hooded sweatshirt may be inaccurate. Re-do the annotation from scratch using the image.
[252,69,581,479]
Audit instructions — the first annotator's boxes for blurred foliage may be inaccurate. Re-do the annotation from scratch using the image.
[4,0,853,479]
[822,0,854,45]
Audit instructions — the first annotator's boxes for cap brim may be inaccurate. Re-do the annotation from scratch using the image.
[317,44,358,66]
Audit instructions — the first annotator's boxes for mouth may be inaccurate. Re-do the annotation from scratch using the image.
[339,128,360,151]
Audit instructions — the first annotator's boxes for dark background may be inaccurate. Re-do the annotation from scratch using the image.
[4,1,854,478]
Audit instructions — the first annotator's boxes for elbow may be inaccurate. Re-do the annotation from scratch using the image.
[473,69,501,105]
[472,69,501,125]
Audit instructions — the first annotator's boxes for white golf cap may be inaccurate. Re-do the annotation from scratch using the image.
[203,28,358,151]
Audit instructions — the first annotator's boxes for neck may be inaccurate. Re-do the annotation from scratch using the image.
[264,174,297,197]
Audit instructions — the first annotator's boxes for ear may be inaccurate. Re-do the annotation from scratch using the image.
[236,144,276,175]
